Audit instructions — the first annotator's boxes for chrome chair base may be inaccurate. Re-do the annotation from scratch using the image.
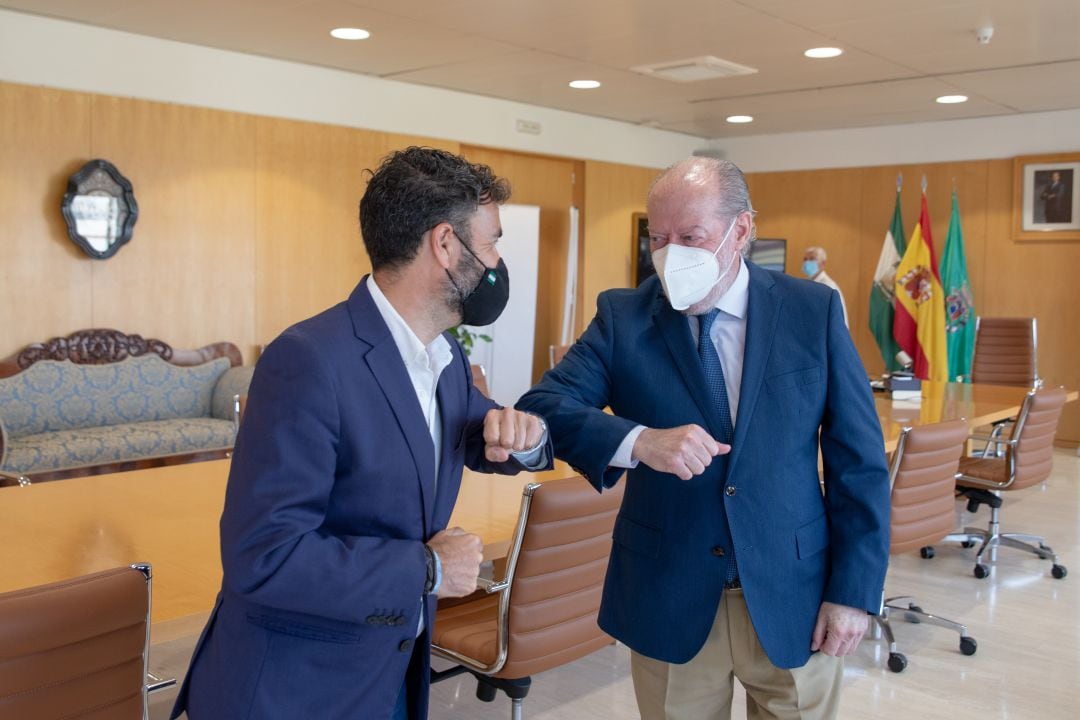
[872,595,976,673]
[945,501,1066,579]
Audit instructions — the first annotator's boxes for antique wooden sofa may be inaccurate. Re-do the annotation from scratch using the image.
[0,329,253,485]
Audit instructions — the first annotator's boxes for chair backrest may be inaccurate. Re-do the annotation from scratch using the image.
[470,364,490,397]
[0,565,151,719]
[497,475,624,679]
[970,317,1038,387]
[1006,387,1067,490]
[548,344,571,369]
[888,419,969,554]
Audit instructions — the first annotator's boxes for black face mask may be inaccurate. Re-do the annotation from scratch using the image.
[446,234,510,326]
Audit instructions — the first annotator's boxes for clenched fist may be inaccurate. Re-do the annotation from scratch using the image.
[483,408,545,462]
[427,527,483,598]
[632,424,730,480]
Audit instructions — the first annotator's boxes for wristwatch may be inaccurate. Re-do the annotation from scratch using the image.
[423,545,437,595]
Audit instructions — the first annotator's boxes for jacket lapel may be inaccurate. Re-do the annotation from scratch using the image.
[726,263,782,476]
[653,293,730,438]
[347,278,437,531]
[432,339,466,523]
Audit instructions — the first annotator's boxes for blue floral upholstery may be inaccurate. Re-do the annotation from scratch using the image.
[3,419,236,474]
[0,355,249,476]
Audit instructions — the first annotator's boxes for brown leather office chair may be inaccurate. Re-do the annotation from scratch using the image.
[951,387,1068,580]
[548,344,571,369]
[0,563,174,719]
[970,316,1039,387]
[431,475,623,719]
[471,363,490,397]
[875,420,977,673]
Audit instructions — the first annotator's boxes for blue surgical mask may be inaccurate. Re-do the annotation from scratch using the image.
[802,260,819,278]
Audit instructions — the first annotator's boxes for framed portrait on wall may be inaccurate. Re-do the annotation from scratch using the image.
[631,212,655,286]
[1013,153,1080,241]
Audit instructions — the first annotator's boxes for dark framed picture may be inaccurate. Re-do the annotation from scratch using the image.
[631,212,655,286]
[1013,154,1080,241]
[748,238,787,273]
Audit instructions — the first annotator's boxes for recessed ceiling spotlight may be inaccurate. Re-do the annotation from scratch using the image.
[804,47,843,59]
[569,80,602,89]
[726,115,754,123]
[936,94,969,104]
[330,27,370,40]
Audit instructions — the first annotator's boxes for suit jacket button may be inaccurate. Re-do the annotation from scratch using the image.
[399,639,413,652]
[725,485,736,497]
[712,546,725,557]
[366,615,380,625]
[393,615,406,626]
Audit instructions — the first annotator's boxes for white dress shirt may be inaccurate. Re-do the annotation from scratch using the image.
[813,270,848,328]
[611,258,750,468]
[368,277,454,476]
[367,277,546,622]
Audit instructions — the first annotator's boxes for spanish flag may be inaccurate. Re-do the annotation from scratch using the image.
[893,193,948,382]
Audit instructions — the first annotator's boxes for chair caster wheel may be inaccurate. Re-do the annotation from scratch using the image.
[959,636,977,656]
[887,652,908,673]
[1052,564,1067,579]
[973,564,990,579]
[960,540,976,549]
[920,547,935,559]
[904,604,923,623]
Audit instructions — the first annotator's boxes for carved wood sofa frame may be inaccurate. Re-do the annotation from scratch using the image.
[0,329,243,486]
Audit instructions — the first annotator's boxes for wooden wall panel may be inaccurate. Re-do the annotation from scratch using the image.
[461,147,578,381]
[0,82,93,352]
[581,160,660,321]
[88,96,258,359]
[746,167,866,358]
[254,119,461,346]
[981,159,1080,441]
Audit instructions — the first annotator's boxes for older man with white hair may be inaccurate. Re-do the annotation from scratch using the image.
[802,246,848,327]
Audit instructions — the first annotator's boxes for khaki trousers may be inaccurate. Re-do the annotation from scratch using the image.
[630,589,843,720]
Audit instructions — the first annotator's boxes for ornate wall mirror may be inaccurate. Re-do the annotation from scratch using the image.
[61,159,138,259]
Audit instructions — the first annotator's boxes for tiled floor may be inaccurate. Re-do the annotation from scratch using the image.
[158,449,1079,719]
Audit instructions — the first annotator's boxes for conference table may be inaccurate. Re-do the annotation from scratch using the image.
[0,381,1073,629]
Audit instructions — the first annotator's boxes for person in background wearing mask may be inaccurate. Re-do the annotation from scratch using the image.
[518,157,889,720]
[802,246,848,328]
[173,147,552,720]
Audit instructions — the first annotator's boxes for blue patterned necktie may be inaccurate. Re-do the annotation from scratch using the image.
[697,310,734,444]
[698,309,738,584]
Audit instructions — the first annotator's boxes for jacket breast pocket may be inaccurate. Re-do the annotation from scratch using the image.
[765,366,822,395]
[795,513,829,559]
[613,516,662,559]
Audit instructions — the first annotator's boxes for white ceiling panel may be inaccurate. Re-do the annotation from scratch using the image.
[2,0,1078,138]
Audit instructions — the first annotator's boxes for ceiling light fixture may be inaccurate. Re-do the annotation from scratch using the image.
[569,80,602,89]
[726,115,754,124]
[804,47,843,59]
[936,94,969,104]
[330,27,370,40]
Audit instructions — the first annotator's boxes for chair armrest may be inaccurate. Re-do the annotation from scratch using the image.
[475,577,509,594]
[211,366,255,421]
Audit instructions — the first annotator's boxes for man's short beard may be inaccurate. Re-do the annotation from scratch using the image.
[442,251,484,322]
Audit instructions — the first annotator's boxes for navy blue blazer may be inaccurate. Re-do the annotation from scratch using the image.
[172,278,551,720]
[517,263,889,669]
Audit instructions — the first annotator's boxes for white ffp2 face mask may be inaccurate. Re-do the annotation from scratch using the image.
[651,216,739,311]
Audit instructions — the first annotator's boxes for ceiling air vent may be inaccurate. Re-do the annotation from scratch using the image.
[631,55,757,82]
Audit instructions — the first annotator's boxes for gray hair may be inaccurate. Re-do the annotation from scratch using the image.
[805,246,827,263]
[652,157,758,252]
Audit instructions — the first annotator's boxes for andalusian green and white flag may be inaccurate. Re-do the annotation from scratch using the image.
[941,190,976,381]
[869,188,905,372]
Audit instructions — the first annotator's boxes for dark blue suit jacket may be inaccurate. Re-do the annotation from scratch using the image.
[517,263,889,669]
[172,278,551,720]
